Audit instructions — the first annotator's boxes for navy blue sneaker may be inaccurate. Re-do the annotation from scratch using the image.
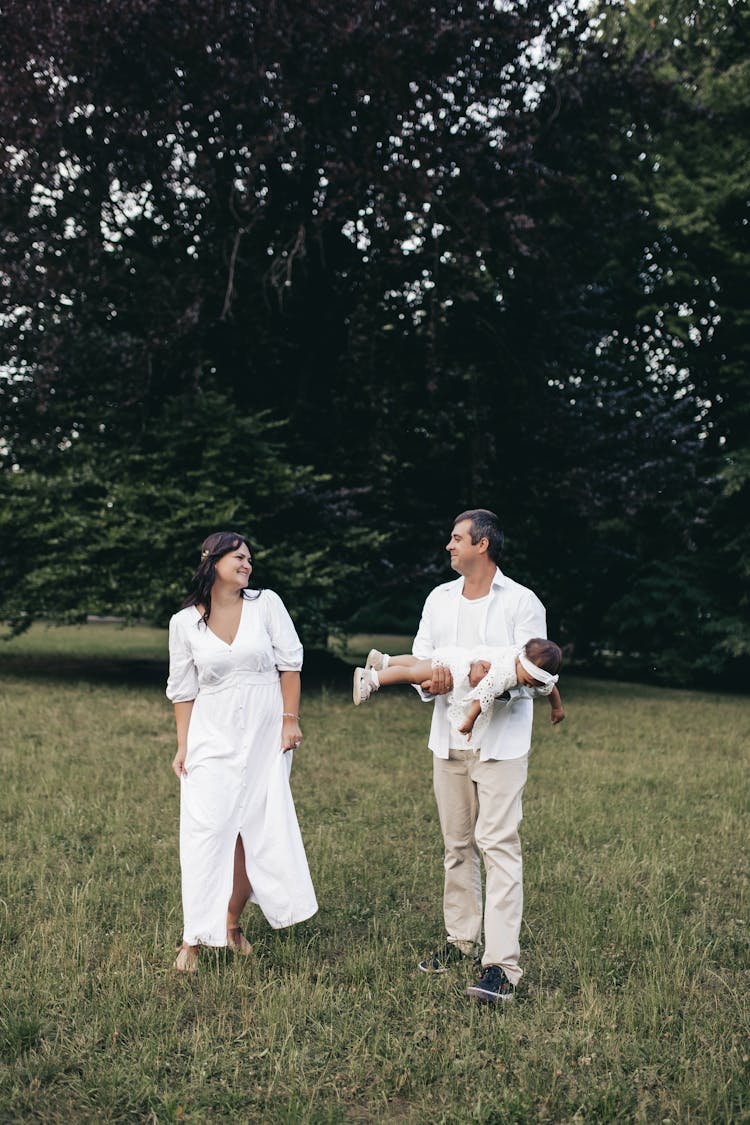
[466,964,515,1002]
[418,944,480,973]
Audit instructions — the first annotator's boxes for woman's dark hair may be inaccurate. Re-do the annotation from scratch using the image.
[182,531,260,624]
[523,638,562,675]
[452,508,504,564]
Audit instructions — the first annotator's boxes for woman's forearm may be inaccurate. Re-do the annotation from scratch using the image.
[279,671,301,716]
[174,700,194,749]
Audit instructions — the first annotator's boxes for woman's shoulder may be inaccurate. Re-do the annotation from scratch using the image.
[251,590,299,632]
[170,605,200,628]
[247,588,283,608]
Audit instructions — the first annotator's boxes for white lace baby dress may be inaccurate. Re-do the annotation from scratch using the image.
[433,643,519,746]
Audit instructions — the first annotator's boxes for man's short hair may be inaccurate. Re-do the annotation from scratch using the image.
[453,509,504,564]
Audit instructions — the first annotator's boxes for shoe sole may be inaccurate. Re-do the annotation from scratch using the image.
[466,985,514,1003]
[418,948,482,973]
[353,669,365,705]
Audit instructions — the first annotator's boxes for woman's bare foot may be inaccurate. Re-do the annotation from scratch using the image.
[173,943,199,972]
[226,924,253,956]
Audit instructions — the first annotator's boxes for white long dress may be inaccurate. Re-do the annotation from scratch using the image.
[166,590,318,946]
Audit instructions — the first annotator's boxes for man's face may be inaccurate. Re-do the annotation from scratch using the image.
[446,519,486,573]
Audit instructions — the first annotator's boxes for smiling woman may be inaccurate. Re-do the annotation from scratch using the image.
[166,530,318,973]
[182,531,261,632]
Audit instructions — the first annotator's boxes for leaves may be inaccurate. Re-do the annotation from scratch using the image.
[1,0,748,683]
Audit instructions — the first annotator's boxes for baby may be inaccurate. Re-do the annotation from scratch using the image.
[353,638,564,739]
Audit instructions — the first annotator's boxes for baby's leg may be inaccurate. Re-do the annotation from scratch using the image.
[458,699,482,735]
[377,658,435,686]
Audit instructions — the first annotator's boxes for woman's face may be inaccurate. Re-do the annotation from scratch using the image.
[213,543,252,589]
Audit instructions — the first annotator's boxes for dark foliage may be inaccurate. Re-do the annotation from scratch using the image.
[0,0,746,685]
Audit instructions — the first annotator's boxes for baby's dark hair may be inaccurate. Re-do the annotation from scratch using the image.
[524,638,562,675]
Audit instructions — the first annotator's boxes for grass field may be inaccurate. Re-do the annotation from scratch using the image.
[1,626,749,1123]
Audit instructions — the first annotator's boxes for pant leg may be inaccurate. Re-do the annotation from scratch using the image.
[432,749,482,949]
[471,754,528,985]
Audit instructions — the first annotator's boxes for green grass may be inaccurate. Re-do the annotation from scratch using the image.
[0,630,749,1122]
[0,622,167,661]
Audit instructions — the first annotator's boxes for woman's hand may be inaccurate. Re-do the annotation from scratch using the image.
[281,717,303,753]
[172,746,188,779]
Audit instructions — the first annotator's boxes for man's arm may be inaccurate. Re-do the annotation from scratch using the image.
[511,590,565,721]
[512,589,548,647]
[412,592,453,697]
[412,593,435,661]
[496,590,548,703]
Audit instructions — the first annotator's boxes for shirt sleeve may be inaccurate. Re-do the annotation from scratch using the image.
[411,591,437,700]
[412,591,436,660]
[263,591,303,671]
[512,590,548,646]
[165,615,199,702]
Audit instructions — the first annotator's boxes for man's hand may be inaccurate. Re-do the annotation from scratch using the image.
[421,665,454,695]
[550,705,565,725]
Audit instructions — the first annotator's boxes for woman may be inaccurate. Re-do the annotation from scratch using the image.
[167,531,318,972]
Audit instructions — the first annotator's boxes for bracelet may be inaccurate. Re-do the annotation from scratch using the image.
[282,712,299,719]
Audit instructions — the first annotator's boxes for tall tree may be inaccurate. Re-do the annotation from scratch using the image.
[2,0,744,685]
[0,0,606,628]
[0,390,380,644]
[591,0,750,681]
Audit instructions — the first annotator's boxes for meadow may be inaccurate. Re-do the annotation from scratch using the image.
[0,625,748,1123]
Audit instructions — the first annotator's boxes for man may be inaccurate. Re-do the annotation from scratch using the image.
[412,508,563,1003]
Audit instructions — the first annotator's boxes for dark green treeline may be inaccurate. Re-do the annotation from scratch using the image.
[1,0,747,686]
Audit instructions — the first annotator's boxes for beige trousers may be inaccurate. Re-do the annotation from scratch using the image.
[432,749,528,985]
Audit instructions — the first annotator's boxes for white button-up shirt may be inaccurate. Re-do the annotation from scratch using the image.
[412,567,547,761]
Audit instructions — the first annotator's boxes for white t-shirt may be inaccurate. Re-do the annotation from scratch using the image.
[449,593,491,749]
